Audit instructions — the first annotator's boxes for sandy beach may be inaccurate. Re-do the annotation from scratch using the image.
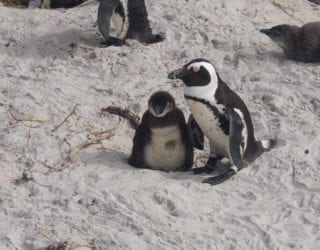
[0,0,320,249]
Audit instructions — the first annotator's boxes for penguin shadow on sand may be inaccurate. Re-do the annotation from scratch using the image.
[233,47,286,66]
[4,29,98,60]
[77,147,132,170]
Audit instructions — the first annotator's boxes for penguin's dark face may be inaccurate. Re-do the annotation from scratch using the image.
[168,59,214,87]
[260,25,289,48]
[148,91,175,118]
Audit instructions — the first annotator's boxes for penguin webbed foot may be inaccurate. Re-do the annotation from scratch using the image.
[100,37,124,47]
[191,155,219,175]
[202,167,237,186]
[144,33,165,44]
[176,167,191,172]
[191,166,215,175]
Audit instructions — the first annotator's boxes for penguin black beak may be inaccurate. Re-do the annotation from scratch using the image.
[154,105,164,115]
[260,29,270,36]
[168,68,189,80]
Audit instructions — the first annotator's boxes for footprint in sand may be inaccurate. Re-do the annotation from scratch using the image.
[153,190,184,217]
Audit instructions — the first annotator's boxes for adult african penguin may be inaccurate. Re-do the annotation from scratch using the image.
[128,91,194,172]
[168,59,275,185]
[98,0,164,47]
[260,22,320,63]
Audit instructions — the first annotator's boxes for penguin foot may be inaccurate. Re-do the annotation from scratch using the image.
[202,167,237,186]
[206,155,219,168]
[176,166,191,172]
[145,33,165,44]
[191,155,219,174]
[191,166,215,175]
[100,37,124,47]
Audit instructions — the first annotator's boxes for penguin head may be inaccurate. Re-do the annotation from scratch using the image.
[148,91,175,118]
[168,59,217,87]
[260,25,290,48]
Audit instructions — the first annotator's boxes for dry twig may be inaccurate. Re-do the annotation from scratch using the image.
[268,0,304,24]
[51,104,79,132]
[101,106,140,129]
[14,171,51,187]
[291,162,297,183]
[41,122,121,171]
[39,241,96,250]
[15,171,33,185]
[7,109,50,124]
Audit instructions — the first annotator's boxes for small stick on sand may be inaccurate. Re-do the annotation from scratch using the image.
[101,106,140,129]
[7,109,50,124]
[40,241,96,250]
[41,122,121,171]
[291,162,297,183]
[70,242,97,249]
[51,103,79,132]
[26,127,31,147]
[37,230,54,241]
[14,171,51,187]
[268,0,304,24]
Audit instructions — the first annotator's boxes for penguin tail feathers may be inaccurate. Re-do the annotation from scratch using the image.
[258,138,286,152]
[260,139,275,151]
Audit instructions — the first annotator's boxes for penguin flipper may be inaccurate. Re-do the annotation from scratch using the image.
[98,0,120,41]
[202,107,243,185]
[187,114,204,150]
[227,106,244,167]
[177,110,194,171]
[128,112,150,169]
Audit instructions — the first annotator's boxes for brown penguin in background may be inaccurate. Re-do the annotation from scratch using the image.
[260,22,320,63]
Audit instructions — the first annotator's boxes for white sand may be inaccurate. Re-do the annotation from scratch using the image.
[0,0,320,249]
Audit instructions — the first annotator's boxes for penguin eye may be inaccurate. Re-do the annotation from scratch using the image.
[272,28,281,36]
[187,64,201,73]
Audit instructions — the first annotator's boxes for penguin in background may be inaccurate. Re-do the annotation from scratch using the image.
[260,22,320,63]
[168,59,276,185]
[128,91,194,172]
[98,0,164,47]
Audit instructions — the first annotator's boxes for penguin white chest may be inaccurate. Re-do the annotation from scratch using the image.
[144,126,186,171]
[187,99,230,157]
[111,13,124,36]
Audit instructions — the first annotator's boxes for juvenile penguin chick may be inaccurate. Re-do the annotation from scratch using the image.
[98,0,164,47]
[168,59,276,185]
[128,91,194,172]
[260,22,320,63]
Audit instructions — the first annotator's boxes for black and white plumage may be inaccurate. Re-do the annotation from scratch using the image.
[128,91,194,172]
[39,0,88,8]
[168,59,275,185]
[260,22,320,63]
[98,0,164,47]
